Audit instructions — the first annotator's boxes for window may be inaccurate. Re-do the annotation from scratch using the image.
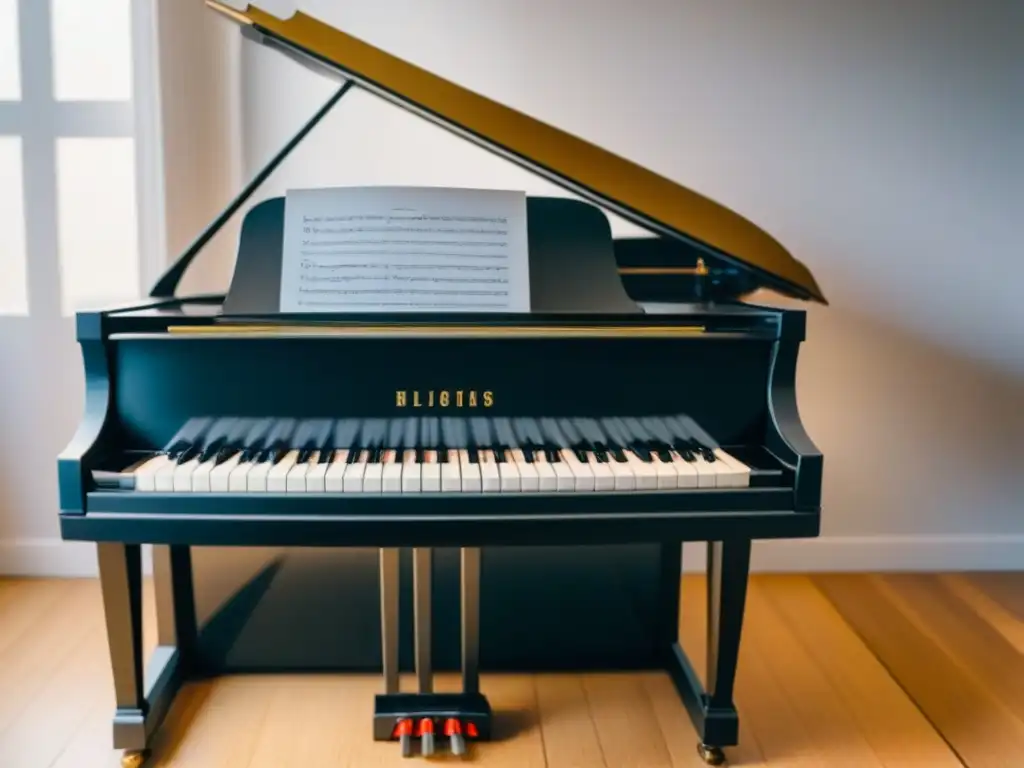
[0,0,160,316]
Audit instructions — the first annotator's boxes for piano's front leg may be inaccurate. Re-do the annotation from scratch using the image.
[701,539,751,765]
[665,538,751,766]
[97,543,196,768]
[96,543,148,768]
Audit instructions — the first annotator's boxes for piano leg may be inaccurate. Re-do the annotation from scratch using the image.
[152,545,198,666]
[97,543,193,768]
[665,538,751,766]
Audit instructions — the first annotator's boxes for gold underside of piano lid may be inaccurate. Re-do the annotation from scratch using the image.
[206,2,826,305]
[165,324,706,339]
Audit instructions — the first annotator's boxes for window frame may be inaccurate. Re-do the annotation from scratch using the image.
[0,0,165,317]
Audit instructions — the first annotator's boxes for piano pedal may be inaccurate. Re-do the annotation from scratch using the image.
[374,691,493,755]
[698,742,727,765]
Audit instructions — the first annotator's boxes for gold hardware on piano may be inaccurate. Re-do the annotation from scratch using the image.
[617,257,710,277]
[396,390,494,409]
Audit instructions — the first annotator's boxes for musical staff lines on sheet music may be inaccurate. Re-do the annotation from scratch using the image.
[279,187,530,313]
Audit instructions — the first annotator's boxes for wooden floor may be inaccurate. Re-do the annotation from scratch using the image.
[1,573,1023,767]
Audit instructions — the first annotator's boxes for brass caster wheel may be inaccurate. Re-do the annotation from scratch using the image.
[697,743,726,766]
[121,749,150,768]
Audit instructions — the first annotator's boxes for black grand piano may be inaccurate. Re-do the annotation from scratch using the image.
[58,3,827,766]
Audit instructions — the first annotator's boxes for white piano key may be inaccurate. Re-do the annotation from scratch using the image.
[690,454,718,488]
[227,460,255,492]
[497,452,520,492]
[478,450,501,493]
[305,454,330,492]
[509,449,538,492]
[382,450,404,493]
[402,450,422,493]
[558,449,595,492]
[664,451,699,489]
[711,449,751,488]
[343,450,368,492]
[421,450,442,492]
[623,451,658,490]
[246,458,273,492]
[605,455,636,491]
[267,450,299,492]
[154,459,177,492]
[362,452,385,493]
[585,453,616,491]
[286,451,318,492]
[170,458,199,492]
[325,449,349,492]
[441,452,462,492]
[650,453,680,490]
[531,452,558,492]
[458,449,481,492]
[549,454,575,492]
[133,455,171,492]
[210,452,244,492]
[190,458,216,492]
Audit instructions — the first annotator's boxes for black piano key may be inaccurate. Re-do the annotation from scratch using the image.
[675,415,719,462]
[664,415,710,462]
[331,418,361,463]
[625,417,673,463]
[613,417,654,462]
[198,438,226,463]
[237,418,273,463]
[469,417,491,460]
[174,444,200,464]
[509,418,532,461]
[575,418,615,463]
[362,418,388,463]
[305,418,334,462]
[493,418,519,463]
[386,419,405,461]
[261,418,297,465]
[597,417,633,463]
[211,418,255,465]
[539,417,566,462]
[639,416,682,463]
[558,418,592,463]
[163,417,214,454]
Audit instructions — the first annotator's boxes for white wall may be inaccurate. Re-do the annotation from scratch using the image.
[228,0,1024,568]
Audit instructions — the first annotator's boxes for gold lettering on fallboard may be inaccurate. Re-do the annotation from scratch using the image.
[394,390,495,408]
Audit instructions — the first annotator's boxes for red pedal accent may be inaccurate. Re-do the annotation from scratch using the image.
[465,721,479,738]
[392,718,414,739]
[416,718,434,737]
[443,718,462,737]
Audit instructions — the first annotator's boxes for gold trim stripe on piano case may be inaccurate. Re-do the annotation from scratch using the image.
[206,2,826,304]
[618,267,705,275]
[163,324,706,339]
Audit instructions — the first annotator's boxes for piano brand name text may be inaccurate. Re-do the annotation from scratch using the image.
[395,390,494,409]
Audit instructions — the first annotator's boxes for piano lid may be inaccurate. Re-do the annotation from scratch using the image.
[207,1,826,305]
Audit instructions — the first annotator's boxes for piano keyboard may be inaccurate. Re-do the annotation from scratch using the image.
[118,415,752,494]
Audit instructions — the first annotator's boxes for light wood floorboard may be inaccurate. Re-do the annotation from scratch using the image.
[0,572,1021,767]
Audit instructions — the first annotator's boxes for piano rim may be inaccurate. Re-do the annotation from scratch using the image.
[59,503,820,548]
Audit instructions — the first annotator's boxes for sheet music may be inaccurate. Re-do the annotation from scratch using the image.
[279,186,530,313]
